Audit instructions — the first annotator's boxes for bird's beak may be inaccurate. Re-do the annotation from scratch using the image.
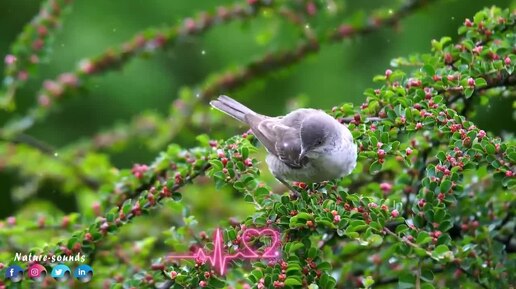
[299,147,307,161]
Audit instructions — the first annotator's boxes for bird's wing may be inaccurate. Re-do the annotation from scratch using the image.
[245,114,304,169]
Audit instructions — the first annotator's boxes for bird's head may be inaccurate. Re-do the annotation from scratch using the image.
[299,114,335,159]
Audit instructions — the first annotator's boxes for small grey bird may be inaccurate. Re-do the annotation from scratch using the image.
[210,95,357,189]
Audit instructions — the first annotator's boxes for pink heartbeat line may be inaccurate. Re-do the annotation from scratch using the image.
[167,228,281,275]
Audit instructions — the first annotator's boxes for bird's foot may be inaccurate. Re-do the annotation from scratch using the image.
[277,178,301,198]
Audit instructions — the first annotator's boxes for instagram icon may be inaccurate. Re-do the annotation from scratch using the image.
[27,264,47,282]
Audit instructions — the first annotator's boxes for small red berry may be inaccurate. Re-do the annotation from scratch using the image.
[444,53,453,64]
[467,78,475,87]
[338,24,354,37]
[7,217,15,226]
[504,56,511,65]
[170,271,177,279]
[385,69,392,78]
[4,55,16,65]
[377,149,386,158]
[380,182,392,193]
[199,281,207,287]
[464,18,473,27]
[391,210,399,218]
[306,1,316,16]
[151,263,165,271]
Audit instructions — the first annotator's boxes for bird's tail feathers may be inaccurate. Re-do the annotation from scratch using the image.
[210,95,256,123]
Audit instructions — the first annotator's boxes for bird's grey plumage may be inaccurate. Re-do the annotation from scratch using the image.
[210,95,357,184]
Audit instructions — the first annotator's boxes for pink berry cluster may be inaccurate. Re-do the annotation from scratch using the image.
[2,0,73,107]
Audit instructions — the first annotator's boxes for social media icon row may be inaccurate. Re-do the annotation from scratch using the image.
[4,264,93,283]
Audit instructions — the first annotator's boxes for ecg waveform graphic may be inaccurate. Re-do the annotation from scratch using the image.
[168,228,281,275]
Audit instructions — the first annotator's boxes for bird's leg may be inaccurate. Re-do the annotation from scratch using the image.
[277,177,300,197]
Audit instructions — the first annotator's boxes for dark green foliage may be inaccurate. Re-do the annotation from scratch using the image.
[0,1,514,289]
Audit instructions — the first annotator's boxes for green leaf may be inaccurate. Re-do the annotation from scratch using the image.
[241,147,249,159]
[363,276,375,288]
[308,247,317,259]
[208,277,226,288]
[369,161,382,174]
[440,180,452,193]
[195,134,210,146]
[398,272,416,289]
[414,247,428,257]
[416,231,432,245]
[209,160,223,171]
[289,241,305,253]
[421,268,434,282]
[367,234,383,247]
[422,64,435,76]
[317,261,332,271]
[475,77,487,88]
[432,244,450,260]
[254,187,269,199]
[296,212,313,220]
[171,192,182,201]
[373,75,387,82]
[485,143,495,154]
[464,88,474,98]
[284,277,302,286]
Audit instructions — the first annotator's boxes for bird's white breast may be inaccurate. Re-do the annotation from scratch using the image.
[266,125,357,183]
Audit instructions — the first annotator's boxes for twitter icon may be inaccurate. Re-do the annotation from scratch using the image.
[51,264,71,282]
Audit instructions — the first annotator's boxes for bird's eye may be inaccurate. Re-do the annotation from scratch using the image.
[317,139,323,145]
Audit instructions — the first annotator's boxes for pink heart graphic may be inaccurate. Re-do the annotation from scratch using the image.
[241,228,280,258]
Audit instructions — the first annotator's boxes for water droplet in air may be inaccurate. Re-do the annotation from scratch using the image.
[201,50,206,55]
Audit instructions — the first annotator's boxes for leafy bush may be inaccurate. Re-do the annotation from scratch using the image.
[0,1,514,289]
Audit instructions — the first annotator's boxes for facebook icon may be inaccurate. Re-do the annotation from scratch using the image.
[5,265,23,282]
[73,264,93,283]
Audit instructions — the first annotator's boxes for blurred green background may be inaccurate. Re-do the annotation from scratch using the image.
[0,0,514,218]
